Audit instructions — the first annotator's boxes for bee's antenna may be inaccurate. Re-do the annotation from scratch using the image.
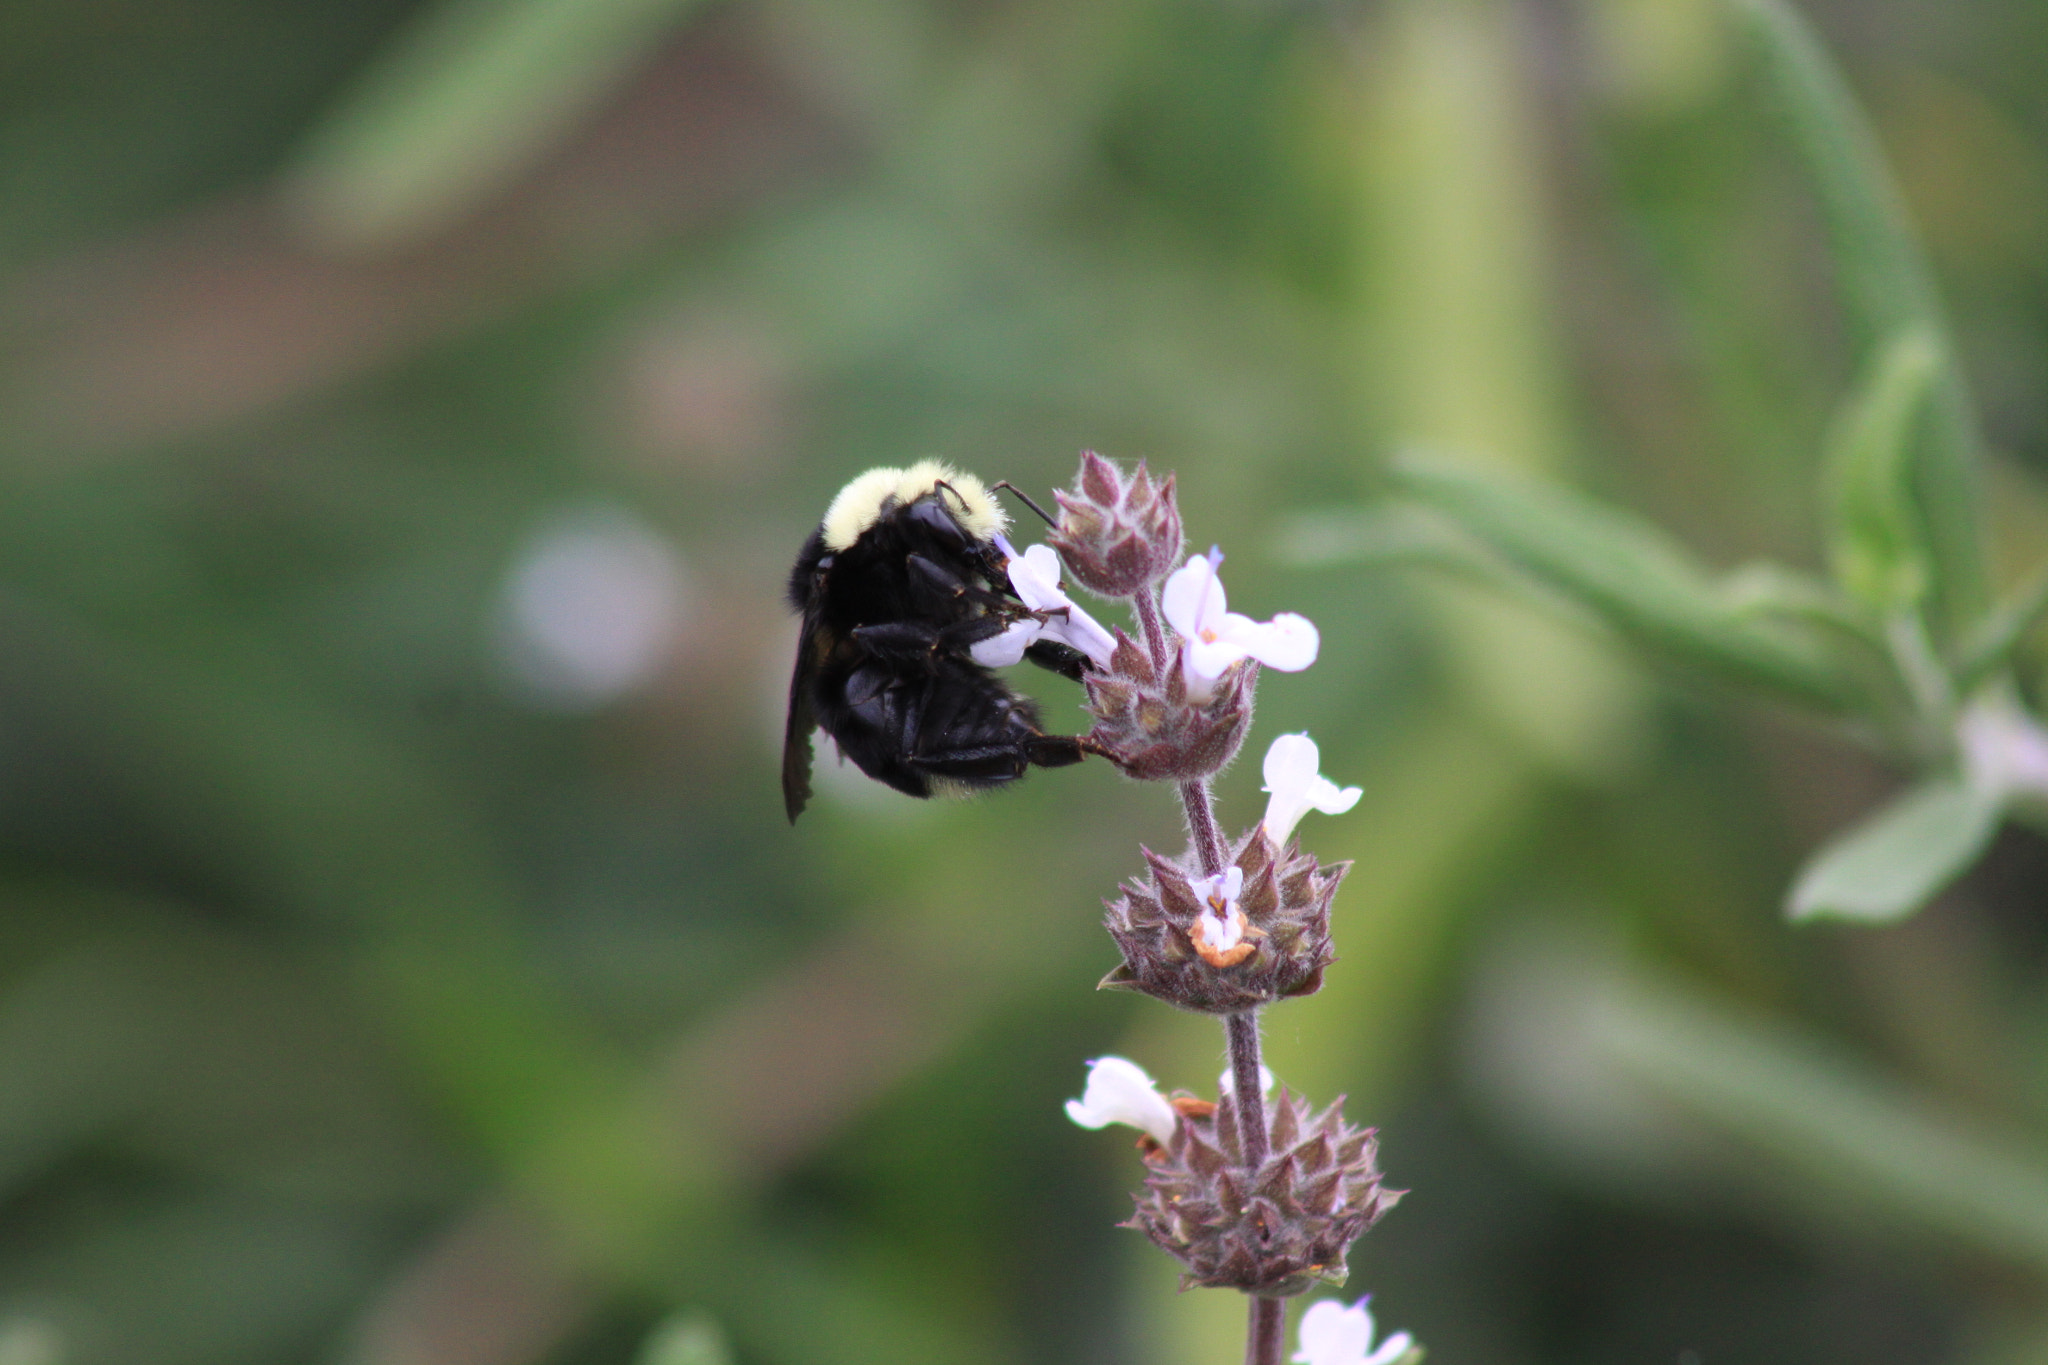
[993,481,1056,528]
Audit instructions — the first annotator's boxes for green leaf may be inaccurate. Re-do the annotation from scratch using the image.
[1824,328,1941,613]
[1392,455,1861,712]
[1272,503,1525,586]
[1729,0,1986,629]
[1958,560,2048,692]
[1719,562,1882,644]
[284,0,709,249]
[1787,777,2003,922]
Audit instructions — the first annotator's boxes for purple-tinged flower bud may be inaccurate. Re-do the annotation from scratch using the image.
[1085,629,1254,781]
[1101,827,1344,1014]
[1123,1085,1401,1296]
[1050,451,1185,598]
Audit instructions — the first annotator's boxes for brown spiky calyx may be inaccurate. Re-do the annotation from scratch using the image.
[1126,1086,1400,1296]
[1051,451,1185,598]
[1103,827,1343,1014]
[1085,629,1254,782]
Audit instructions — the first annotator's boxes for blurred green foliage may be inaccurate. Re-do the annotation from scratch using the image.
[0,0,2047,1363]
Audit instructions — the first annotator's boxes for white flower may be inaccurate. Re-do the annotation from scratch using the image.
[1189,866,1255,966]
[1064,1056,1177,1145]
[1160,548,1318,701]
[970,537,1118,669]
[1261,733,1362,848]
[1294,1298,1415,1365]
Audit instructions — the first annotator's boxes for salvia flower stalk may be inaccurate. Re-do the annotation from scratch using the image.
[1040,451,1413,1365]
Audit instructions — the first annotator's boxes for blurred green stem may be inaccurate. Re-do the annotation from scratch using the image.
[1885,610,1956,740]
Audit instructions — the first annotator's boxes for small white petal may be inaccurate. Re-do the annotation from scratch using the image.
[1294,1299,1375,1365]
[1044,602,1119,668]
[1363,1331,1415,1365]
[1161,552,1227,640]
[1229,611,1319,672]
[1308,775,1363,817]
[1163,556,1204,642]
[1184,634,1248,682]
[1263,733,1322,791]
[970,619,1042,668]
[1217,1064,1276,1096]
[1195,905,1244,951]
[1010,543,1067,611]
[1064,1056,1177,1145]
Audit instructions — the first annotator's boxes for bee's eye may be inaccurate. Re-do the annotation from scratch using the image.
[903,496,968,546]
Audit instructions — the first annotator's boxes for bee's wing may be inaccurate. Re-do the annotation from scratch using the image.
[782,618,821,822]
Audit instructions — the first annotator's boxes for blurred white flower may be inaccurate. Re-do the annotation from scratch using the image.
[497,506,692,710]
[971,537,1117,669]
[1064,1056,1177,1145]
[1261,733,1363,847]
[1294,1298,1415,1365]
[1960,697,2048,801]
[1217,1063,1275,1096]
[1161,548,1318,700]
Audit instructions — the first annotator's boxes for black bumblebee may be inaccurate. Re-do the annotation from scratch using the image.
[782,460,1095,822]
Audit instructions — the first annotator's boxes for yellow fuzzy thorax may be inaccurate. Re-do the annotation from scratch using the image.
[820,460,1008,552]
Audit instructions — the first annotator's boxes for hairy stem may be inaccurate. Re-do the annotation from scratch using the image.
[1132,585,1170,668]
[1246,1296,1285,1365]
[1181,779,1227,876]
[1227,1010,1269,1168]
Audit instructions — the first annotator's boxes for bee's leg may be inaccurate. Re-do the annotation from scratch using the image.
[1023,731,1102,769]
[852,614,1011,664]
[907,742,1032,785]
[906,553,1020,613]
[833,666,929,798]
[905,730,1101,783]
[1023,639,1090,682]
[848,621,942,660]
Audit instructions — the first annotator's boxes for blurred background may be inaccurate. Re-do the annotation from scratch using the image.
[2,0,2047,1361]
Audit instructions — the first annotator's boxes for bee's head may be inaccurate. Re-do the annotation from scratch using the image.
[820,460,1007,552]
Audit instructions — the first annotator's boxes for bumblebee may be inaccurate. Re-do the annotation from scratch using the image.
[782,460,1095,822]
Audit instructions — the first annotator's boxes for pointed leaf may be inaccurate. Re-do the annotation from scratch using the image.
[1393,456,1861,711]
[1787,777,2003,922]
[1272,503,1519,587]
[1824,328,1941,613]
[1730,0,1986,630]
